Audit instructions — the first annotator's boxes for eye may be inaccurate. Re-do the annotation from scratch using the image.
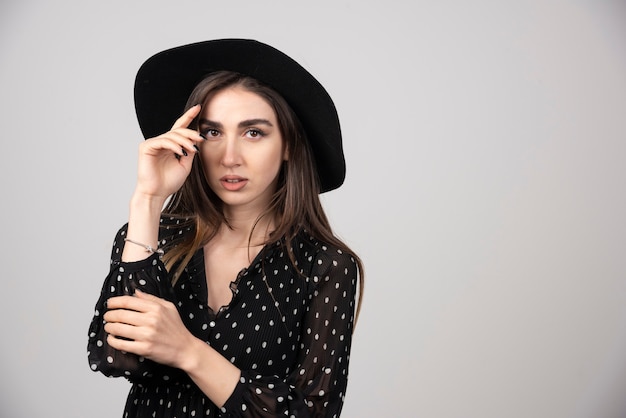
[246,129,265,139]
[202,129,220,138]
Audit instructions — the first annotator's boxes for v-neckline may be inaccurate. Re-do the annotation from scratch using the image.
[199,241,273,317]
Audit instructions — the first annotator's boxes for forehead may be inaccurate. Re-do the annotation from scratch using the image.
[201,86,276,120]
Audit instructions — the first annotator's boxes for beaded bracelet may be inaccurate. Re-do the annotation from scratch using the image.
[124,238,164,255]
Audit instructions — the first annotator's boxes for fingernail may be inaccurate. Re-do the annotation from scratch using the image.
[193,144,200,152]
[175,153,181,160]
[199,133,207,140]
[181,148,188,157]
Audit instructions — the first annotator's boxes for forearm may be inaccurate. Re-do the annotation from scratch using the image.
[121,193,167,262]
[180,337,241,408]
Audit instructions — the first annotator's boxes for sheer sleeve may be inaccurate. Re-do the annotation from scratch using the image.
[86,224,180,380]
[219,245,358,417]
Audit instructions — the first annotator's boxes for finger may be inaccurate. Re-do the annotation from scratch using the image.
[104,321,141,340]
[134,290,173,309]
[171,104,202,130]
[143,133,193,154]
[145,131,201,158]
[170,127,206,144]
[106,333,147,355]
[161,129,203,154]
[106,294,155,312]
[134,289,160,301]
[140,137,185,160]
[103,307,145,325]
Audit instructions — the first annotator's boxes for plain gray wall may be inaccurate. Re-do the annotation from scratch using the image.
[1,0,625,417]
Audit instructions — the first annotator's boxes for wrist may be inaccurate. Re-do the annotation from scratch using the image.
[178,337,241,407]
[122,192,165,262]
[177,336,205,373]
[129,191,167,213]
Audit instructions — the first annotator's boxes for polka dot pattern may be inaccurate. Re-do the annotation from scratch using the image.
[88,219,358,417]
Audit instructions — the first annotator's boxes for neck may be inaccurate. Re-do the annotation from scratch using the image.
[218,207,275,249]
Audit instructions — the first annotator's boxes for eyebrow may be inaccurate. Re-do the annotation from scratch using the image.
[198,118,274,129]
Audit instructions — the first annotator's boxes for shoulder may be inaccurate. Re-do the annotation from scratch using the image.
[291,231,358,283]
[289,232,359,313]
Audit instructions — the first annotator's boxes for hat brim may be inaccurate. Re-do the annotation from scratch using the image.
[134,39,345,193]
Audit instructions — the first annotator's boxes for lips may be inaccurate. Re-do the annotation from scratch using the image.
[220,175,248,191]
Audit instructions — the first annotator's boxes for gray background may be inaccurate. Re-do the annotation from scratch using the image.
[1,0,625,417]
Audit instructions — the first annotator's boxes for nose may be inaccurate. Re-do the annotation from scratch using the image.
[220,137,243,168]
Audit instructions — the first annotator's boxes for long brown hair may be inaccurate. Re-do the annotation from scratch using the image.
[162,71,363,321]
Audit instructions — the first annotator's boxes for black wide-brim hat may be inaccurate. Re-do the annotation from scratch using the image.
[134,39,345,193]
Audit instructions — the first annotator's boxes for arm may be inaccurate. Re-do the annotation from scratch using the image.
[105,289,243,407]
[88,105,204,377]
[87,226,181,380]
[122,104,204,262]
[91,222,242,404]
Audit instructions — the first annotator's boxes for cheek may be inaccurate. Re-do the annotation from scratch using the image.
[198,150,219,180]
[262,145,286,173]
[199,146,218,165]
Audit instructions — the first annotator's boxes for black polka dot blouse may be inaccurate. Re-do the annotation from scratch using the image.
[88,218,358,417]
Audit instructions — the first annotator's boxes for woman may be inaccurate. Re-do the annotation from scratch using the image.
[87,39,363,417]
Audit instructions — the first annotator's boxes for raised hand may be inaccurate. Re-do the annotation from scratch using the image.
[121,105,206,262]
[134,104,206,201]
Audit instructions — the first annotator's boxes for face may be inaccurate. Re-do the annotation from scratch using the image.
[198,86,287,216]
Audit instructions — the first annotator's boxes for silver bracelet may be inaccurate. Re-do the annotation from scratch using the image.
[124,238,164,255]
